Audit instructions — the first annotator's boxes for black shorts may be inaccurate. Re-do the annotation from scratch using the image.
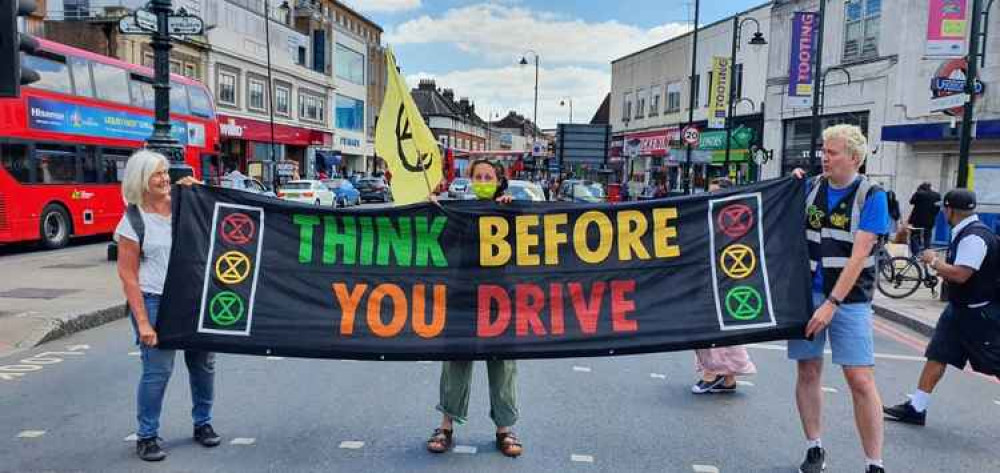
[926,303,1000,376]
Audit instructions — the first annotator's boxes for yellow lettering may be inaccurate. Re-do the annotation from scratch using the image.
[514,215,541,266]
[573,211,613,264]
[479,216,511,267]
[543,213,568,265]
[616,210,651,261]
[653,208,681,258]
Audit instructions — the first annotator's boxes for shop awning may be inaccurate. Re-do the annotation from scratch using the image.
[881,119,1000,142]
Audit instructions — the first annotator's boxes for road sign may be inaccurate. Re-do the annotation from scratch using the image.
[682,125,700,146]
[933,78,984,94]
[118,16,151,35]
[135,9,158,32]
[532,141,544,157]
[167,15,204,36]
[930,93,969,112]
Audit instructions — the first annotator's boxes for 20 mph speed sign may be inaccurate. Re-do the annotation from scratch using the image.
[682,126,700,146]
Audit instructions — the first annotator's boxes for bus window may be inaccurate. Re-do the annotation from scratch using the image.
[129,76,155,109]
[35,144,79,184]
[70,57,95,99]
[170,82,191,115]
[99,148,132,184]
[22,53,73,95]
[81,147,99,183]
[188,85,214,119]
[91,62,132,105]
[0,143,31,183]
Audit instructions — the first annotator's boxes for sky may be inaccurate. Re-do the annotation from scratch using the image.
[344,0,764,129]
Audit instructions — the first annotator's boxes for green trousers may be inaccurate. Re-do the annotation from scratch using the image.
[436,360,518,428]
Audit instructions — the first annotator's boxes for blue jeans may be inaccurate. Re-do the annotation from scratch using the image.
[132,294,215,439]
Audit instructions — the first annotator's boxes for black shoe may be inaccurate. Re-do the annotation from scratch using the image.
[865,465,885,473]
[799,446,825,473]
[710,381,737,393]
[883,400,926,426]
[691,375,726,394]
[136,437,167,462]
[193,423,221,447]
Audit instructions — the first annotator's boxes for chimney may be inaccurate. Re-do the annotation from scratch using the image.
[418,79,436,91]
[459,97,470,112]
[442,88,455,102]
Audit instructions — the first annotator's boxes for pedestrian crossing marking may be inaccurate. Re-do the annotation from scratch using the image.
[571,454,594,463]
[692,465,720,473]
[230,437,256,445]
[16,430,46,438]
[339,441,365,449]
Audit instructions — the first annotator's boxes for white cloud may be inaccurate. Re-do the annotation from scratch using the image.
[406,65,610,129]
[386,3,691,65]
[342,0,421,13]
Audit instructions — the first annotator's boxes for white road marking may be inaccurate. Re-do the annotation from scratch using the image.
[736,380,754,387]
[230,438,256,445]
[571,454,594,463]
[416,361,434,364]
[339,441,365,449]
[453,445,477,454]
[17,430,46,438]
[650,373,667,379]
[822,387,839,393]
[747,343,926,362]
[66,345,90,351]
[994,400,1000,407]
[692,465,720,473]
[572,366,591,373]
[128,352,140,357]
[1,350,88,381]
[124,434,138,442]
[266,356,284,361]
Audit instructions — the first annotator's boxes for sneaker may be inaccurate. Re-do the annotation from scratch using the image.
[193,423,221,447]
[710,381,737,393]
[799,446,825,473]
[865,465,885,473]
[691,375,726,394]
[136,437,167,462]
[883,400,926,426]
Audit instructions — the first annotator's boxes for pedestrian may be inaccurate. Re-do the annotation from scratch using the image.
[790,124,889,473]
[691,177,757,394]
[884,189,1000,426]
[115,150,221,462]
[905,182,942,254]
[426,159,523,458]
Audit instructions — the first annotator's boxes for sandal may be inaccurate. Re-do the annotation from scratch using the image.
[426,428,453,453]
[495,431,523,458]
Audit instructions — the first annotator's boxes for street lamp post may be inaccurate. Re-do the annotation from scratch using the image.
[519,51,540,146]
[683,0,700,194]
[957,0,988,188]
[723,16,766,177]
[560,97,573,124]
[146,0,191,181]
[263,0,290,189]
[807,0,828,175]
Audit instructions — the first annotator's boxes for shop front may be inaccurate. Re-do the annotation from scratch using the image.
[781,111,869,176]
[218,114,332,188]
[623,127,678,196]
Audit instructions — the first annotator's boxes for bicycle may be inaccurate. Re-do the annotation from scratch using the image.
[875,228,943,299]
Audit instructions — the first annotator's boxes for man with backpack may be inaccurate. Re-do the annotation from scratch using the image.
[884,189,1000,426]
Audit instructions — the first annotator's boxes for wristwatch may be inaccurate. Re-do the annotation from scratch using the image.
[826,295,843,307]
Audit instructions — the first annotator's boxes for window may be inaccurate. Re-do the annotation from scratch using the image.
[98,148,132,184]
[170,60,182,75]
[184,63,198,80]
[35,144,79,184]
[91,62,131,104]
[666,82,682,113]
[170,82,190,115]
[299,91,326,122]
[622,92,632,122]
[22,54,73,95]
[247,75,267,112]
[297,46,307,66]
[703,71,712,108]
[0,142,31,183]
[844,0,881,62]
[80,146,99,183]
[188,86,214,119]
[217,68,238,106]
[142,53,154,68]
[70,57,94,98]
[275,82,291,116]
[691,74,700,108]
[335,94,365,131]
[635,88,646,119]
[336,43,365,85]
[129,76,155,109]
[734,63,744,103]
[649,86,661,116]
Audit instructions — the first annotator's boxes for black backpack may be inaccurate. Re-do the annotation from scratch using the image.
[886,190,901,222]
[126,204,146,260]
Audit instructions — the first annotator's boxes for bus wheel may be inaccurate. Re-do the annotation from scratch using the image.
[40,204,72,249]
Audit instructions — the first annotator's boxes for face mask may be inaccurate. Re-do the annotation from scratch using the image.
[471,182,498,199]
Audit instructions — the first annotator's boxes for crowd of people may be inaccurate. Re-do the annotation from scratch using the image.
[113,124,999,473]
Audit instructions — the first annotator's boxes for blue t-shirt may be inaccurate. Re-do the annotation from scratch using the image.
[809,177,890,293]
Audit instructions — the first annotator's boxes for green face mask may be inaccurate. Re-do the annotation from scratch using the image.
[471,182,498,200]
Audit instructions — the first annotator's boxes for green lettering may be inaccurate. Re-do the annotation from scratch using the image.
[323,216,357,265]
[359,217,375,265]
[414,216,448,267]
[293,214,320,264]
[376,217,413,267]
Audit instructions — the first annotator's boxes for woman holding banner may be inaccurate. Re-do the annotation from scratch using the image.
[426,159,523,458]
[691,178,758,394]
[115,151,220,462]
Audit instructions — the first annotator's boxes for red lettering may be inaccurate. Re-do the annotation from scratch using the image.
[610,280,638,332]
[478,285,511,337]
[515,284,547,336]
[550,283,565,335]
[569,282,606,334]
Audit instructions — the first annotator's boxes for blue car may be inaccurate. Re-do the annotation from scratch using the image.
[322,179,361,207]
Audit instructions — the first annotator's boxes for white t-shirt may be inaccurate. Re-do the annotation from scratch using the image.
[950,215,988,271]
[114,209,173,295]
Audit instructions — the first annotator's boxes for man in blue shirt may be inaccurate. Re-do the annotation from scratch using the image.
[791,124,889,473]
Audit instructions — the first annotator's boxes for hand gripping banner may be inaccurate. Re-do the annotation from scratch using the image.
[158,177,813,360]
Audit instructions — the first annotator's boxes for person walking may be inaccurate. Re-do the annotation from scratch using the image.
[692,177,757,393]
[790,124,889,473]
[426,159,523,458]
[884,189,1000,426]
[905,182,942,254]
[115,150,221,462]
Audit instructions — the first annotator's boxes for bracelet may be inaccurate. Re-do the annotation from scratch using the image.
[826,296,843,307]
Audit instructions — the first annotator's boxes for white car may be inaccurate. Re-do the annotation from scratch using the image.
[448,178,471,198]
[220,172,276,198]
[506,180,547,202]
[278,180,337,206]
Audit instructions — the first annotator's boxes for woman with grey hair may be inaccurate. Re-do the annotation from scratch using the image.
[115,150,221,462]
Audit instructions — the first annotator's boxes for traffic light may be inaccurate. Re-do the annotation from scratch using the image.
[1,0,41,98]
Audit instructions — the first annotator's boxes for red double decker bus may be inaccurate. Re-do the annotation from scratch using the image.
[0,39,220,249]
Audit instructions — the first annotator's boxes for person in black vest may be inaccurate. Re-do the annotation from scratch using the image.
[884,189,1000,426]
[790,124,889,473]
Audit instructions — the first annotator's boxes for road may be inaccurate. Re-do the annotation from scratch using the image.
[1,316,997,473]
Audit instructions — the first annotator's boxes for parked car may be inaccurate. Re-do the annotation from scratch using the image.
[357,177,392,203]
[448,178,471,198]
[323,178,361,207]
[556,180,606,203]
[278,180,337,206]
[220,172,276,198]
[505,180,547,202]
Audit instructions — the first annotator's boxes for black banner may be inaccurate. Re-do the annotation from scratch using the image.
[158,177,812,360]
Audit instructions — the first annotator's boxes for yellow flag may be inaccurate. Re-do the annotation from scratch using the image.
[375,49,443,206]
